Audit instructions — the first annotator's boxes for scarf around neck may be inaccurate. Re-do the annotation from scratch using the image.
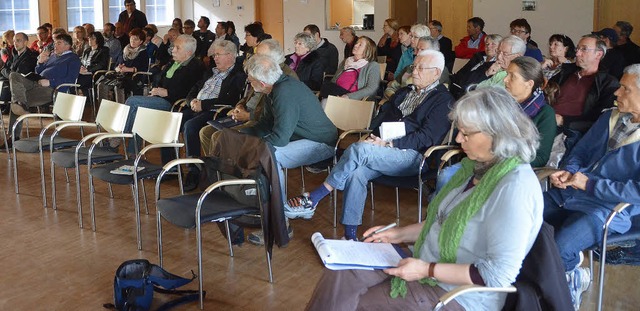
[520,88,546,118]
[123,44,146,62]
[389,156,521,298]
[344,56,369,71]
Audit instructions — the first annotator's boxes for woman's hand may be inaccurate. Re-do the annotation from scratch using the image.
[362,225,402,244]
[541,58,553,69]
[79,66,88,74]
[384,258,429,282]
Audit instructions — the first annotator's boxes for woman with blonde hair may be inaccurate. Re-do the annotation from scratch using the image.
[72,26,90,56]
[378,18,401,78]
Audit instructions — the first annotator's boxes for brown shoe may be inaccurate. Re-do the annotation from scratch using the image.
[10,102,29,116]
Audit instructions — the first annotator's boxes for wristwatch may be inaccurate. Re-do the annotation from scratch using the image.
[427,262,438,282]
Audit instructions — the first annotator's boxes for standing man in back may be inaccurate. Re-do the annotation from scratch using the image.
[118,0,148,34]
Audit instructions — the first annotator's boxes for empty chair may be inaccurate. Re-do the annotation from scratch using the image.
[49,100,130,227]
[11,92,87,207]
[88,107,183,250]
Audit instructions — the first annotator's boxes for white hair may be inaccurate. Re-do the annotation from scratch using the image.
[176,34,197,54]
[245,54,283,85]
[417,49,445,73]
[411,24,430,37]
[501,35,527,55]
[256,39,285,64]
[418,36,440,51]
[624,64,640,88]
[211,39,237,56]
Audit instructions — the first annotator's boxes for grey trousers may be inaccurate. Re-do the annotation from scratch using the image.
[305,269,465,311]
[9,72,54,107]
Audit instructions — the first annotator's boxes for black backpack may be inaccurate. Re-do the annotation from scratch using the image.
[104,259,203,311]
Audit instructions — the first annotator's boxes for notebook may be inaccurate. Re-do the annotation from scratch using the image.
[311,232,407,270]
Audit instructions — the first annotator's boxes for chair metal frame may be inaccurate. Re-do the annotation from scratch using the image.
[155,158,272,309]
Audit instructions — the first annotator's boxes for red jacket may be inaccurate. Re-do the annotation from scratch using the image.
[454,33,486,59]
[30,37,53,53]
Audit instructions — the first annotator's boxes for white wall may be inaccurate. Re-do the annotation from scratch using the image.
[192,0,255,38]
[473,0,595,57]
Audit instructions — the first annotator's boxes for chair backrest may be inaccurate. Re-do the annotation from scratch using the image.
[324,95,375,131]
[95,99,131,134]
[379,63,387,80]
[132,107,182,144]
[52,92,87,121]
[452,58,470,74]
[376,56,387,64]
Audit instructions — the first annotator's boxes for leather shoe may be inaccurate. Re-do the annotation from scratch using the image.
[182,168,200,192]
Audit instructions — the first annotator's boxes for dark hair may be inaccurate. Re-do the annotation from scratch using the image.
[184,19,195,28]
[200,16,210,27]
[227,21,236,35]
[56,33,73,46]
[172,18,183,34]
[467,17,485,30]
[124,0,135,4]
[303,24,321,37]
[104,23,115,32]
[89,31,105,47]
[37,25,48,33]
[42,23,53,29]
[398,25,411,34]
[429,20,443,32]
[511,56,544,90]
[244,22,265,39]
[129,28,146,42]
[548,34,576,58]
[615,21,633,38]
[218,21,229,32]
[510,18,532,34]
[544,81,560,106]
[142,26,155,40]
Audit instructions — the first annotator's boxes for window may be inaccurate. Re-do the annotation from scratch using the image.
[145,0,174,25]
[109,0,125,23]
[67,0,104,31]
[0,0,39,33]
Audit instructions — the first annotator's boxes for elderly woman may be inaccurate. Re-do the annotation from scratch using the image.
[114,28,149,96]
[284,32,324,91]
[451,34,502,90]
[241,22,270,58]
[541,34,575,80]
[474,35,526,89]
[394,24,430,78]
[77,32,110,88]
[306,87,543,311]
[320,36,380,100]
[71,26,90,57]
[504,56,557,167]
[378,18,401,76]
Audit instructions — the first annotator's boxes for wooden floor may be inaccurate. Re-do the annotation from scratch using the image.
[0,117,639,310]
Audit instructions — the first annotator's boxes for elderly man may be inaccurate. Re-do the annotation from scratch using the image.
[7,33,80,141]
[339,27,358,59]
[509,18,543,62]
[29,26,52,53]
[550,34,619,149]
[474,35,526,88]
[428,20,454,71]
[118,0,148,34]
[613,21,640,67]
[543,64,640,310]
[156,28,180,67]
[180,40,247,190]
[287,50,453,240]
[242,54,337,211]
[303,24,339,75]
[593,28,625,79]
[454,17,486,59]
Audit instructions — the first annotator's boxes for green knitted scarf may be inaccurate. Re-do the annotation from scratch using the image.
[389,156,521,298]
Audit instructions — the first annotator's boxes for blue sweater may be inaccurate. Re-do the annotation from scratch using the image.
[35,51,81,89]
[549,109,640,233]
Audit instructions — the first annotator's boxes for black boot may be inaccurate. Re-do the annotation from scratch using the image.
[182,166,200,192]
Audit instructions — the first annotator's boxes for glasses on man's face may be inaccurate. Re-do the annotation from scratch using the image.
[409,65,436,72]
[498,50,516,57]
[213,53,230,58]
[457,129,482,141]
[576,46,597,53]
[510,28,527,35]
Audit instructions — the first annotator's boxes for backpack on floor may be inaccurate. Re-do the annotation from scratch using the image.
[103,259,203,311]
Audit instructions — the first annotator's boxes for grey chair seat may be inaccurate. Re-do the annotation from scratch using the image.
[14,135,78,153]
[157,190,259,229]
[90,159,163,185]
[51,146,123,168]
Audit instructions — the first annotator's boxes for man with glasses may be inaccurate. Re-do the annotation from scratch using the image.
[475,35,526,88]
[394,24,430,78]
[29,26,52,54]
[429,20,454,71]
[118,0,148,34]
[509,18,543,62]
[183,19,196,36]
[455,17,486,59]
[285,50,453,241]
[550,34,619,152]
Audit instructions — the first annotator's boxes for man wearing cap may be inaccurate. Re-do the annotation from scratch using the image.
[613,21,640,67]
[593,28,625,79]
[117,0,148,34]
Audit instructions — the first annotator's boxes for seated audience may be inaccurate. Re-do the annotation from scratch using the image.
[237,22,270,60]
[103,23,122,65]
[305,87,542,311]
[116,28,149,96]
[613,21,640,67]
[142,26,158,63]
[156,28,179,67]
[82,23,95,36]
[395,24,430,78]
[145,24,163,48]
[72,26,90,57]
[392,25,412,78]
[183,19,196,36]
[450,34,502,97]
[509,18,543,62]
[77,32,110,89]
[171,18,183,34]
[30,26,53,53]
[454,17,486,59]
[542,34,575,80]
[593,28,625,79]
[475,35,526,89]
[1,30,15,64]
[544,64,640,310]
[0,32,37,105]
[304,24,339,75]
[377,19,401,76]
[340,27,358,60]
[114,22,130,53]
[428,20,454,72]
[194,16,216,58]
[320,36,380,100]
[284,32,324,91]
[288,51,453,238]
[226,21,240,50]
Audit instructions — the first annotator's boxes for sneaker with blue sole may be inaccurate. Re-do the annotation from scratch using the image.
[567,266,591,310]
[284,193,317,219]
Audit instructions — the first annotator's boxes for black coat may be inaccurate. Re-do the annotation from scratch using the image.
[186,61,247,111]
[81,46,111,73]
[315,38,339,75]
[117,9,148,33]
[157,56,206,104]
[438,36,455,72]
[284,50,324,91]
[1,48,38,79]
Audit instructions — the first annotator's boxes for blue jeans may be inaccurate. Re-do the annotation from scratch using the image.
[274,139,335,202]
[326,142,422,226]
[543,190,606,271]
[124,95,173,160]
[180,109,215,158]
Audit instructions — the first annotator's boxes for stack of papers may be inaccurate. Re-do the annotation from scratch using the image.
[311,232,406,270]
[110,165,145,175]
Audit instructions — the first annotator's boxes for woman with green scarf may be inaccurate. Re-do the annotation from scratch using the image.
[306,88,544,311]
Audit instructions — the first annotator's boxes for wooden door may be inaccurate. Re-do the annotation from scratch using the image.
[429,0,473,46]
[255,0,284,45]
[328,0,353,28]
[595,0,640,43]
[390,0,418,27]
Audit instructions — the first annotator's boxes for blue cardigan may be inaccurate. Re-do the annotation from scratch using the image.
[35,51,81,89]
[549,109,640,233]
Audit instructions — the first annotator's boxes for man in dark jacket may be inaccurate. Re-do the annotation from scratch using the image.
[118,0,148,34]
[429,20,454,72]
[285,50,453,240]
[304,24,338,75]
[193,16,216,58]
[1,32,37,103]
[613,21,640,67]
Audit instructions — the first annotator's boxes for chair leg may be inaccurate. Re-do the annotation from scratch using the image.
[259,217,274,283]
[223,220,234,257]
[38,139,48,208]
[12,131,19,194]
[417,182,423,223]
[89,174,97,231]
[64,168,70,183]
[108,183,114,198]
[196,219,205,309]
[140,179,149,215]
[589,250,594,281]
[300,166,305,193]
[51,159,58,210]
[597,232,611,311]
[157,211,164,267]
[369,182,375,211]
[75,164,83,228]
[0,112,8,155]
[395,187,400,219]
[131,181,142,250]
[283,168,288,198]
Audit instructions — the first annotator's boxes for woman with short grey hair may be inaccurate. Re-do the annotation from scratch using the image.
[284,32,325,91]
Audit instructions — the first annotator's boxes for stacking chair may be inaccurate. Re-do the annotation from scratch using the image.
[11,92,87,207]
[155,157,273,309]
[88,107,183,250]
[49,100,130,227]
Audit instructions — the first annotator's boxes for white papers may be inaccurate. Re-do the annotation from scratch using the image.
[311,232,405,270]
[110,165,145,175]
[379,122,406,141]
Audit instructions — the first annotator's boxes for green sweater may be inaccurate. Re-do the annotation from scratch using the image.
[243,74,338,147]
[531,104,557,167]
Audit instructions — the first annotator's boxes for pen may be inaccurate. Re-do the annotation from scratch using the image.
[361,223,397,241]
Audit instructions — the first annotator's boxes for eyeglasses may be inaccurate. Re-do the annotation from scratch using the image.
[498,50,517,57]
[458,129,482,141]
[409,34,418,39]
[409,65,437,72]
[510,28,528,35]
[576,46,597,53]
[213,53,231,58]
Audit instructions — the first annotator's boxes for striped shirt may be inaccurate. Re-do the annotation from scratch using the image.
[397,82,438,117]
[197,65,235,100]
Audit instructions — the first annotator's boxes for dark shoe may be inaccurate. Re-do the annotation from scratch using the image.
[182,168,200,192]
[218,222,244,246]
[0,136,13,149]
